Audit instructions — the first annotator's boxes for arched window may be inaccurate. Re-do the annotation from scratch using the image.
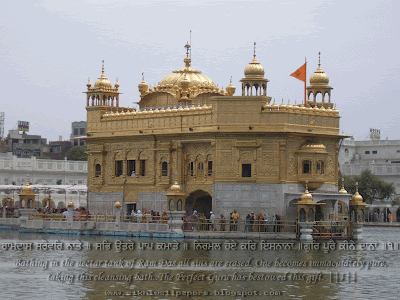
[338,203,343,214]
[303,160,312,174]
[308,208,314,222]
[344,148,349,153]
[299,208,306,222]
[316,160,324,175]
[177,199,183,211]
[169,199,174,211]
[188,162,194,176]
[162,162,168,177]
[197,162,204,176]
[95,164,101,177]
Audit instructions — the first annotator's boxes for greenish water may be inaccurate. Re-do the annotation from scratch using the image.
[0,227,399,300]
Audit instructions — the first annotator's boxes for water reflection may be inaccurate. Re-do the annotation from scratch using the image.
[0,228,399,299]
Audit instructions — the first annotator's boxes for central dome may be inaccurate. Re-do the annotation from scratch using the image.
[158,59,216,88]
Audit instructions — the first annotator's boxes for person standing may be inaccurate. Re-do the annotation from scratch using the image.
[232,210,239,231]
[210,211,215,231]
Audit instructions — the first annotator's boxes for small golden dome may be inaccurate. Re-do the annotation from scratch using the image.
[94,62,112,88]
[114,200,122,209]
[279,100,287,111]
[67,200,74,209]
[299,104,306,111]
[114,78,120,88]
[22,180,33,193]
[170,180,182,192]
[286,101,293,110]
[270,99,278,110]
[310,64,329,85]
[86,78,92,88]
[244,57,265,78]
[352,191,363,202]
[301,188,313,202]
[226,77,236,96]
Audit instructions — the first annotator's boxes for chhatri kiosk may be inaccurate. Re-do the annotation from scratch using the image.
[85,43,353,223]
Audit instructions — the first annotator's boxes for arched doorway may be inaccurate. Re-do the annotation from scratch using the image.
[185,190,212,218]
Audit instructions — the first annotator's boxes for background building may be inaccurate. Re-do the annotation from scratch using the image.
[339,129,400,195]
[0,152,87,186]
[6,130,47,158]
[70,121,87,146]
[85,45,349,219]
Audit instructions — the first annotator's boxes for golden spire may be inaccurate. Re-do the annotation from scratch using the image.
[184,42,191,67]
[253,42,256,58]
[102,60,105,74]
[318,51,321,67]
[339,177,347,194]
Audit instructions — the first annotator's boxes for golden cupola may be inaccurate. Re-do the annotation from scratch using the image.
[85,60,121,107]
[306,52,333,107]
[240,42,269,97]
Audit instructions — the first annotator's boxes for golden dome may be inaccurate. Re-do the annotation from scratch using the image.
[114,200,122,209]
[270,99,278,110]
[94,61,112,88]
[301,188,313,202]
[114,78,120,88]
[170,180,182,192]
[310,65,329,85]
[138,72,148,92]
[67,199,74,208]
[158,44,216,90]
[22,180,33,193]
[352,191,363,202]
[244,57,265,78]
[86,78,92,88]
[226,77,236,96]
[279,100,287,111]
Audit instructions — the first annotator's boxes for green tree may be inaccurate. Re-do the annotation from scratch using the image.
[66,146,87,161]
[339,169,395,204]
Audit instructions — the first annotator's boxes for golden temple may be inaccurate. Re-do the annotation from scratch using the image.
[85,43,349,221]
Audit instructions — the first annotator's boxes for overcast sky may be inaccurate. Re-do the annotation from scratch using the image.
[1,0,399,142]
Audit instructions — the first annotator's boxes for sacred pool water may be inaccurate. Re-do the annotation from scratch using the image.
[0,227,399,300]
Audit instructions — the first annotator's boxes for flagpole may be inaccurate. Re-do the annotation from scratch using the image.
[304,58,307,105]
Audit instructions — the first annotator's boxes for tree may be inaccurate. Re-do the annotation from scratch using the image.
[339,169,395,204]
[66,146,87,161]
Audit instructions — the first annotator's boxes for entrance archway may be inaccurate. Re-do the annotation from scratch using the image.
[185,190,212,218]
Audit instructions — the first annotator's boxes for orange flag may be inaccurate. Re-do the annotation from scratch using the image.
[290,62,307,83]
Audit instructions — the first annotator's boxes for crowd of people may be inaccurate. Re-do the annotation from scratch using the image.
[30,207,91,220]
[0,206,21,218]
[181,210,282,232]
[129,210,170,223]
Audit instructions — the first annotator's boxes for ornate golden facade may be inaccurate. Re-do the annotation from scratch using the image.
[85,44,349,220]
